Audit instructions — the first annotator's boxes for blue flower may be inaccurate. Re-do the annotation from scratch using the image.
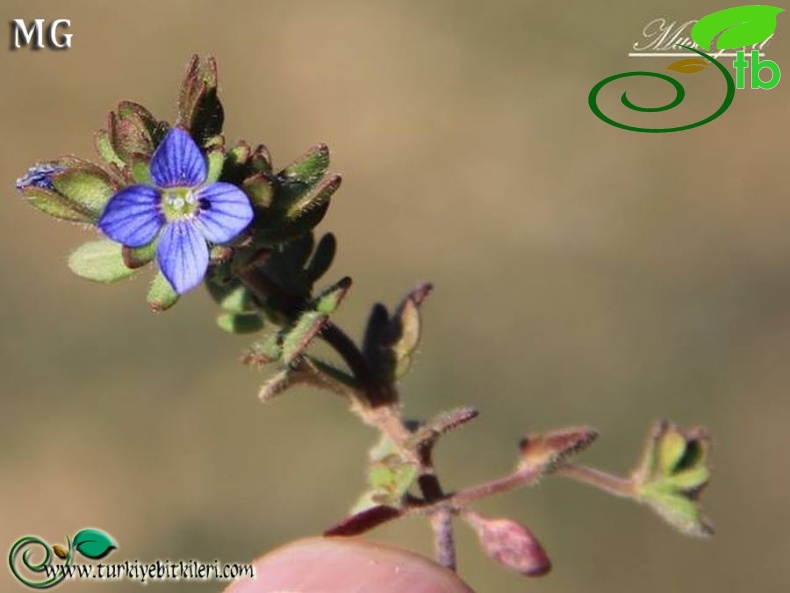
[15,162,64,192]
[98,128,253,294]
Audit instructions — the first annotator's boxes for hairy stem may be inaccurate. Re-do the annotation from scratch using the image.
[237,267,394,404]
[238,265,455,561]
[430,508,456,571]
[554,464,635,498]
[448,465,543,507]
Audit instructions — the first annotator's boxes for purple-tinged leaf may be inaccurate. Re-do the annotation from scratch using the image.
[324,505,403,537]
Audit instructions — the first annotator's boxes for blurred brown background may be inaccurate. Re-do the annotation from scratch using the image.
[2,1,788,591]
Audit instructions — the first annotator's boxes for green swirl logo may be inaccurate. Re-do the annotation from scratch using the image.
[589,5,783,133]
[8,528,116,589]
[588,46,735,133]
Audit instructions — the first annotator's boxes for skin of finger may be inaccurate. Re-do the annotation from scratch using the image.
[222,537,475,593]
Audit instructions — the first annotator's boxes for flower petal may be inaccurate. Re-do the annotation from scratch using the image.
[156,220,209,294]
[193,182,254,243]
[98,185,164,247]
[16,162,63,192]
[149,128,207,188]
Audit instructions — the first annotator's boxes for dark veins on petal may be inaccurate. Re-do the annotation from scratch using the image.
[149,128,207,188]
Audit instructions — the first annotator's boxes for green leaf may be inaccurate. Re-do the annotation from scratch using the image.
[657,425,689,474]
[94,129,124,168]
[147,272,179,312]
[129,157,153,185]
[305,233,337,282]
[314,277,352,314]
[351,434,419,514]
[242,333,282,366]
[122,241,157,270]
[691,5,783,50]
[632,420,714,538]
[641,491,714,538]
[19,186,93,223]
[68,241,137,283]
[242,173,275,209]
[281,310,327,364]
[250,144,273,175]
[177,55,224,146]
[216,311,264,334]
[205,146,225,184]
[391,295,421,378]
[109,111,154,161]
[284,174,342,221]
[72,528,116,560]
[363,284,432,383]
[281,143,330,185]
[207,279,253,313]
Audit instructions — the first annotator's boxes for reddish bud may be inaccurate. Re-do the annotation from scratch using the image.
[462,511,551,577]
[519,426,599,473]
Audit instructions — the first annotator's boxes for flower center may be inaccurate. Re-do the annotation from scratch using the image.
[161,188,199,221]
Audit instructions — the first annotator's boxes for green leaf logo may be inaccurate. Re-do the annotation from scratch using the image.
[71,528,117,560]
[691,5,783,51]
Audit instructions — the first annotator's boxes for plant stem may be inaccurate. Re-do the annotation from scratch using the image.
[238,267,395,404]
[238,270,450,485]
[448,465,543,506]
[430,507,456,571]
[554,464,635,499]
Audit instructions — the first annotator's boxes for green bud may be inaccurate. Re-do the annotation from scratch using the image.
[68,240,138,283]
[17,158,116,224]
[51,164,116,221]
